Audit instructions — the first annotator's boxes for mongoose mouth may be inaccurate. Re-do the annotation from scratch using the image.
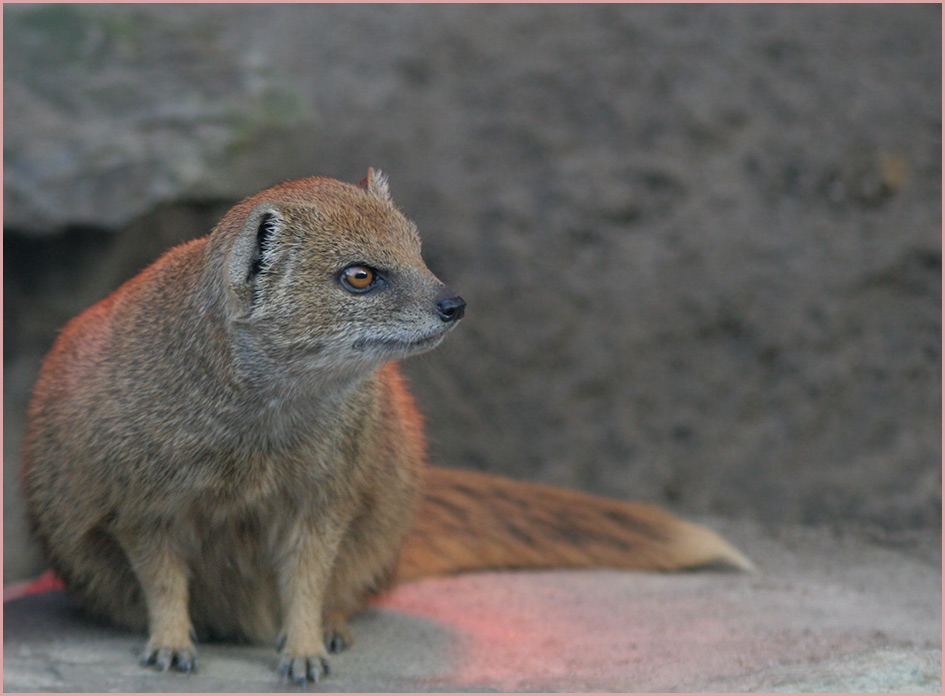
[352,329,448,357]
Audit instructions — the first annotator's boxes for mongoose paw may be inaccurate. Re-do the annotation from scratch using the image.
[324,619,354,653]
[140,642,198,674]
[325,630,350,654]
[278,651,330,688]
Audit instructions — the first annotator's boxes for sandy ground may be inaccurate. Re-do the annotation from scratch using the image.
[3,517,939,693]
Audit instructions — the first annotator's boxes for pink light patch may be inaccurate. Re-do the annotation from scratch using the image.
[3,569,65,603]
[373,572,645,691]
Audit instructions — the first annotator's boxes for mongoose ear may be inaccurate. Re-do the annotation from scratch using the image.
[227,202,285,310]
[358,167,391,200]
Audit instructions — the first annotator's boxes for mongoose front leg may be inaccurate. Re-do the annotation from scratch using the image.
[116,526,197,673]
[275,515,345,686]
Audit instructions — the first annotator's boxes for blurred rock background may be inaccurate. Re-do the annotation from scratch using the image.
[3,4,940,582]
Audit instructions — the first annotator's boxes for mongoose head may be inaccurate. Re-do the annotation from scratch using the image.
[218,169,465,381]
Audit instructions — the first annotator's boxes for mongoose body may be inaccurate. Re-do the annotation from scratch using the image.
[22,170,752,685]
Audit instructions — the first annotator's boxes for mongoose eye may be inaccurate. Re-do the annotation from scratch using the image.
[340,265,378,293]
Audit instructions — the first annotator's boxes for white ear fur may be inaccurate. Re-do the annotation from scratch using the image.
[227,202,286,310]
[360,167,391,200]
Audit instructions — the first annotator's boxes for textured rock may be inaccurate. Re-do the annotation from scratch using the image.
[3,4,941,581]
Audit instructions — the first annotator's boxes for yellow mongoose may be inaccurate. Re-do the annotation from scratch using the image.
[22,170,752,685]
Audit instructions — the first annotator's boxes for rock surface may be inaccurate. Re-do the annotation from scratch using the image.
[3,519,941,692]
[3,4,940,582]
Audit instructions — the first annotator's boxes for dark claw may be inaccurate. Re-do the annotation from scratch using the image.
[175,650,197,674]
[278,653,330,687]
[292,656,307,683]
[303,658,329,685]
[140,645,198,674]
[324,625,353,653]
[156,646,174,672]
[275,632,287,652]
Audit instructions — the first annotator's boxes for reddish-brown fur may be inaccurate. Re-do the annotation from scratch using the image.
[399,467,752,581]
[21,171,750,686]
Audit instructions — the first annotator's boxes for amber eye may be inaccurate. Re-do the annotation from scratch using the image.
[340,265,377,292]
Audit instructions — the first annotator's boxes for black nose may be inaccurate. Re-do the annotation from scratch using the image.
[436,296,466,323]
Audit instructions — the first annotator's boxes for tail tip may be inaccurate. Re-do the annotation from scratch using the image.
[675,520,758,574]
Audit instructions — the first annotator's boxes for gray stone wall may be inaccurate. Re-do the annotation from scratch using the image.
[4,4,940,581]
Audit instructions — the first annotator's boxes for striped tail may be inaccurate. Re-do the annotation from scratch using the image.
[395,466,754,582]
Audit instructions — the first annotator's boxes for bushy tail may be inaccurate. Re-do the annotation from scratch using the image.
[395,467,754,582]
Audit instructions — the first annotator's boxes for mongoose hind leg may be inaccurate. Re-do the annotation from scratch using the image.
[45,523,149,632]
[321,609,355,653]
[321,568,373,654]
[319,513,409,654]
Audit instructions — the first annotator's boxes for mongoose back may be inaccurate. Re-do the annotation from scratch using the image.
[21,170,752,686]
